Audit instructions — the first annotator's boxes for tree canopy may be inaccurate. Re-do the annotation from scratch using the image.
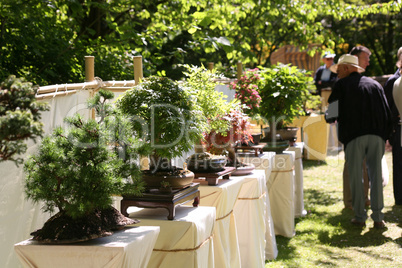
[1,0,401,85]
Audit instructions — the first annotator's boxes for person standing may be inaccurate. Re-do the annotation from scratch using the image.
[350,45,371,69]
[342,46,372,210]
[314,51,338,96]
[326,54,392,228]
[384,47,402,206]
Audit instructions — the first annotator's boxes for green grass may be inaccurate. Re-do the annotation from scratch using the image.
[265,151,402,267]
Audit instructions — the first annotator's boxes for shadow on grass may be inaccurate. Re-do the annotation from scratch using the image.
[304,188,340,207]
[302,159,327,169]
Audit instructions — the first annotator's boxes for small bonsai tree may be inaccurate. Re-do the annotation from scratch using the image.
[203,104,252,161]
[258,63,314,129]
[0,75,49,165]
[231,68,262,118]
[116,76,207,173]
[24,89,146,243]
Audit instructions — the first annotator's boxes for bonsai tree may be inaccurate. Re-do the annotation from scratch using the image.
[258,63,314,140]
[203,104,252,162]
[0,75,49,165]
[181,64,235,148]
[230,68,262,118]
[116,76,207,173]
[24,89,146,243]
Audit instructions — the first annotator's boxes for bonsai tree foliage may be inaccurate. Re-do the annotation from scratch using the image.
[116,76,207,172]
[0,75,49,165]
[258,63,314,130]
[231,68,262,117]
[181,64,235,136]
[24,89,146,242]
[203,104,252,160]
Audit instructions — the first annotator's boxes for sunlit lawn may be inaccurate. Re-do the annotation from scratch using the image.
[265,150,402,267]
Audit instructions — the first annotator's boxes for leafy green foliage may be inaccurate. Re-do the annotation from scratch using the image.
[258,64,314,128]
[116,76,207,161]
[2,0,401,85]
[0,75,49,164]
[24,89,145,219]
[181,64,236,134]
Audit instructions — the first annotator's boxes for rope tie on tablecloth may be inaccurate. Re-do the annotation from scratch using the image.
[153,234,214,252]
[272,167,294,173]
[238,191,266,200]
[216,209,233,221]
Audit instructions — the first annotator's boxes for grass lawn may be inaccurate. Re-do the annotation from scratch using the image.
[265,150,402,267]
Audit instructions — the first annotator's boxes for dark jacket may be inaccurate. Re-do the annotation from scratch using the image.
[384,69,401,129]
[314,65,338,95]
[325,72,392,148]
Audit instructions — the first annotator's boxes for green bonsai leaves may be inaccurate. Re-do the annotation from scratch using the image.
[0,75,49,164]
[24,89,146,219]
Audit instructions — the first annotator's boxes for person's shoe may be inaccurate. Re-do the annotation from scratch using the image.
[374,220,386,229]
[351,218,366,227]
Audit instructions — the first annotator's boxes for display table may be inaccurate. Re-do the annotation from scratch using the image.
[195,177,245,268]
[268,151,296,237]
[236,152,278,260]
[233,169,278,267]
[127,206,216,268]
[286,145,307,217]
[14,226,160,268]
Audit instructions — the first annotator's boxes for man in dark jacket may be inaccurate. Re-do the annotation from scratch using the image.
[384,46,402,206]
[326,54,392,229]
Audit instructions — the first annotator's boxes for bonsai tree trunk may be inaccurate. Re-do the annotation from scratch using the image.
[149,153,173,173]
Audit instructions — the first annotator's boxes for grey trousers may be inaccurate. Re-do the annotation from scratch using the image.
[343,160,370,209]
[345,135,385,222]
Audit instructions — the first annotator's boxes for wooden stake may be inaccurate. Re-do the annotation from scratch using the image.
[133,56,143,85]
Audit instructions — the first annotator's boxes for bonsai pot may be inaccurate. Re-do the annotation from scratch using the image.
[263,127,298,142]
[262,140,289,154]
[186,153,227,173]
[251,133,262,145]
[142,168,194,189]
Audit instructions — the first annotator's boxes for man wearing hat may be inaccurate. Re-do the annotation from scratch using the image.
[325,54,392,229]
[314,51,338,96]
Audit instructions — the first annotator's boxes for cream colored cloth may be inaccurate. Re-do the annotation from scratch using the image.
[14,226,160,268]
[237,152,278,260]
[268,152,296,237]
[286,146,307,217]
[1,91,93,268]
[127,206,216,268]
[233,170,278,267]
[196,178,245,268]
[303,114,330,160]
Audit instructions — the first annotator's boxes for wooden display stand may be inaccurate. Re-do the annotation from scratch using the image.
[121,183,200,220]
[193,166,236,186]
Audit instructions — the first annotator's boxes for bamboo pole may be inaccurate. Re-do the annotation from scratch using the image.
[85,56,95,82]
[133,56,143,85]
[208,62,214,71]
[237,61,243,80]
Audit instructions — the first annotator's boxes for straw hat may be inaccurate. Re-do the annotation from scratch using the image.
[330,54,365,73]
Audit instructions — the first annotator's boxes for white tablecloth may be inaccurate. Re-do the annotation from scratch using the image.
[196,177,245,268]
[233,169,278,267]
[286,145,307,217]
[268,151,296,237]
[127,206,216,268]
[14,226,160,268]
[237,152,278,260]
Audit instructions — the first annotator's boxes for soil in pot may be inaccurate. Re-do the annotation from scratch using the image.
[30,206,139,244]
